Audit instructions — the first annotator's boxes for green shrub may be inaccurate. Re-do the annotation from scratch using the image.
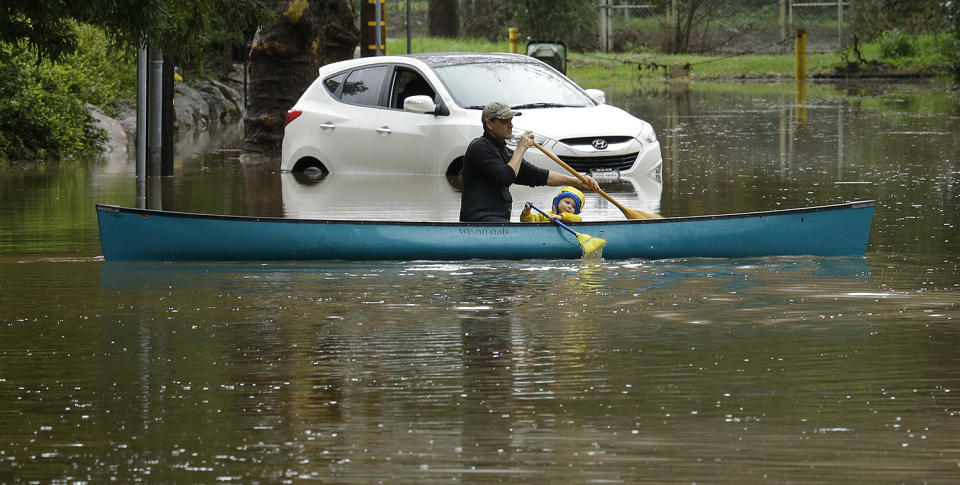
[0,22,136,163]
[877,29,915,58]
[64,24,137,116]
[949,0,960,86]
[0,44,100,162]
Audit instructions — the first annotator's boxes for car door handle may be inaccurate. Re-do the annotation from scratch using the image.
[319,121,335,131]
[376,126,391,136]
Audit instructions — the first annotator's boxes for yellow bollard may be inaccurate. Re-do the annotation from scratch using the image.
[509,27,518,54]
[795,28,806,82]
[795,28,807,126]
[795,78,807,127]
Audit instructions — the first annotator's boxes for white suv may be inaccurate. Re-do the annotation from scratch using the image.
[281,53,662,178]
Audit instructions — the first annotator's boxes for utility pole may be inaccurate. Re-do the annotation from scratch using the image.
[598,0,610,53]
[137,44,175,210]
[136,45,147,208]
[361,0,386,56]
[147,48,163,179]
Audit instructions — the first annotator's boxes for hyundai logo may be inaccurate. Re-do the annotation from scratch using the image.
[591,138,608,150]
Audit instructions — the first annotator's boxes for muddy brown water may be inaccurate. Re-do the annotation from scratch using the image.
[1,82,957,483]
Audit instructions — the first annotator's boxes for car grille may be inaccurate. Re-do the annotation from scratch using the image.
[560,136,634,147]
[558,153,638,172]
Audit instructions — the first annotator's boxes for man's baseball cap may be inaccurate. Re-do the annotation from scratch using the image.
[481,101,521,122]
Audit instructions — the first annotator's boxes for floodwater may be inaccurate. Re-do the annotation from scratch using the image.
[1,81,958,483]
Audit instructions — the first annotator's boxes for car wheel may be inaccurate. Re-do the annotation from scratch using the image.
[445,158,463,176]
[291,158,329,175]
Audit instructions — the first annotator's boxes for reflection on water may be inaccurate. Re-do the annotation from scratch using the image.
[281,171,663,221]
[1,82,958,482]
[2,257,957,482]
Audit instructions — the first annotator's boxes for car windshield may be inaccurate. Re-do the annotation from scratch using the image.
[432,61,595,109]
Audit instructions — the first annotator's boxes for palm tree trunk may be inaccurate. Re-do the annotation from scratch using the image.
[244,0,359,156]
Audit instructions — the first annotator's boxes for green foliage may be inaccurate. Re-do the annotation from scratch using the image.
[1,0,164,61]
[876,29,915,58]
[387,36,506,55]
[0,1,272,162]
[850,0,947,39]
[62,24,137,116]
[514,0,597,49]
[832,31,953,78]
[385,0,598,50]
[0,24,130,163]
[393,33,956,87]
[948,0,960,85]
[1,0,272,63]
[155,0,273,72]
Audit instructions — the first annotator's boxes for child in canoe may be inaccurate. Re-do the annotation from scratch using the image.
[521,186,585,223]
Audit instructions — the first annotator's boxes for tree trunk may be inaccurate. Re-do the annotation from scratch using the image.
[244,0,359,156]
[462,0,508,41]
[428,0,459,37]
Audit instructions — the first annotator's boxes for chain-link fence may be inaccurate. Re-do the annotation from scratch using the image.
[599,0,851,54]
[382,1,852,54]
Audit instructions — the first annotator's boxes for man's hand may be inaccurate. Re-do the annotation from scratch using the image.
[516,131,534,151]
[577,174,601,193]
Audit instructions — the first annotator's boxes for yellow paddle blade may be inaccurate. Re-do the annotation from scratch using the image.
[576,232,606,255]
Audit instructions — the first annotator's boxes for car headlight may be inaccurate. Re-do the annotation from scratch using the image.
[635,122,658,145]
[507,129,555,149]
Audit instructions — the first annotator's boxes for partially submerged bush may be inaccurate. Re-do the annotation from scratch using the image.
[877,29,915,58]
[0,45,102,162]
[0,23,134,163]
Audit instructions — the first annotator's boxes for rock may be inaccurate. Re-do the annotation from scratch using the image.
[86,103,130,167]
[86,103,129,153]
[174,80,245,132]
[111,99,138,140]
[174,82,211,131]
[90,78,247,156]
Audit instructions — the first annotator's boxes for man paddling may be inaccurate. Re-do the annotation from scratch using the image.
[459,101,600,222]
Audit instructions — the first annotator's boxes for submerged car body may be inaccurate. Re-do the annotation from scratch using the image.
[281,53,662,178]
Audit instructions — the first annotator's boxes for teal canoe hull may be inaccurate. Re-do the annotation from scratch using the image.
[96,201,875,261]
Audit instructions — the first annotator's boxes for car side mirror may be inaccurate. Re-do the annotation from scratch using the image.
[404,95,437,114]
[585,89,606,105]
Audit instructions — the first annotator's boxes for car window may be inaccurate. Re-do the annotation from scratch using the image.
[339,65,390,107]
[323,72,346,97]
[390,68,436,109]
[432,61,594,109]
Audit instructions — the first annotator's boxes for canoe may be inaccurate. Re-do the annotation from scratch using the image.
[95,201,875,261]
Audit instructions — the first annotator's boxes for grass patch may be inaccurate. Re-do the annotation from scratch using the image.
[385,36,508,55]
[387,33,956,88]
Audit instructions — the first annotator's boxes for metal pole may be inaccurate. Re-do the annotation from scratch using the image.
[136,44,147,208]
[780,0,787,53]
[671,0,679,53]
[837,0,844,48]
[375,0,383,55]
[148,47,163,178]
[607,2,613,52]
[599,0,608,53]
[406,0,411,54]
